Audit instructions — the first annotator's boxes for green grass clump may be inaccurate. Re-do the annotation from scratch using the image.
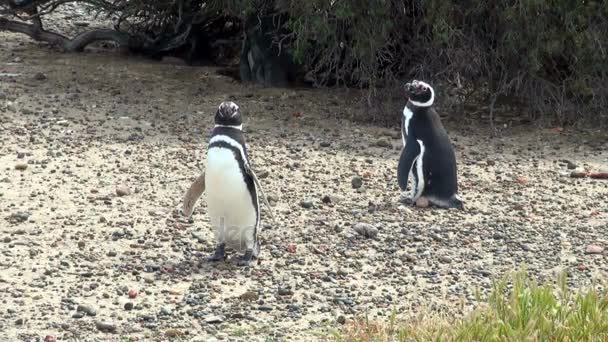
[333,270,608,342]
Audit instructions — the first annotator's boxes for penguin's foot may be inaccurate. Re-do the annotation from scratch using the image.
[235,248,254,267]
[206,243,225,262]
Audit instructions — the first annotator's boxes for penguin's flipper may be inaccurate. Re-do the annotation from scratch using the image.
[247,166,276,223]
[397,138,420,191]
[182,172,206,217]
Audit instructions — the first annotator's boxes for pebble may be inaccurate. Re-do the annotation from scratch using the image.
[585,244,603,255]
[258,305,273,311]
[77,304,97,316]
[116,185,131,197]
[415,197,429,208]
[240,291,259,301]
[33,72,47,81]
[300,199,314,209]
[570,170,587,178]
[374,138,392,148]
[15,163,28,170]
[124,302,134,311]
[438,256,452,264]
[320,141,331,147]
[205,315,224,324]
[352,223,378,238]
[95,321,117,333]
[351,176,363,189]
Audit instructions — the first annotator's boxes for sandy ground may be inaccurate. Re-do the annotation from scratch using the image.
[1,21,608,342]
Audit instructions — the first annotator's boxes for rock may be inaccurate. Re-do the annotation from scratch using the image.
[438,256,452,264]
[321,195,332,204]
[15,163,28,171]
[415,197,429,208]
[33,72,47,81]
[16,152,25,159]
[205,315,224,324]
[44,336,56,342]
[13,57,22,63]
[116,185,131,197]
[95,321,116,333]
[77,304,97,317]
[565,160,577,169]
[239,291,259,301]
[570,170,587,178]
[165,329,183,338]
[351,176,363,189]
[258,305,273,311]
[8,211,30,223]
[336,315,346,325]
[585,244,603,255]
[257,170,270,179]
[74,21,90,27]
[320,141,331,147]
[15,318,24,326]
[300,199,314,209]
[374,138,392,148]
[278,287,293,296]
[588,172,608,180]
[486,159,496,166]
[352,223,378,239]
[124,302,134,311]
[128,289,137,298]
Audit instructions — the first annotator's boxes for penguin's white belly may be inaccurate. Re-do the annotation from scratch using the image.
[205,148,257,251]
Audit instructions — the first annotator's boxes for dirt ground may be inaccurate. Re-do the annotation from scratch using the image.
[1,24,607,342]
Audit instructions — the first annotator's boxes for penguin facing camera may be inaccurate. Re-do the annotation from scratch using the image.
[398,80,463,209]
[182,101,275,266]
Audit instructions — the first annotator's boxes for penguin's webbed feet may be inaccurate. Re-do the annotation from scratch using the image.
[235,248,254,267]
[206,243,226,262]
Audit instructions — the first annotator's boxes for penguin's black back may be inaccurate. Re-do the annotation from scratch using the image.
[407,104,458,199]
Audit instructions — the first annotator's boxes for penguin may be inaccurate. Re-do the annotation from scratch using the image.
[398,80,463,209]
[182,101,275,266]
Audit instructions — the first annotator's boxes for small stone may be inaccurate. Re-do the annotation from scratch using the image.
[565,160,577,169]
[415,197,429,208]
[438,256,452,264]
[13,57,22,63]
[33,72,47,81]
[107,250,117,257]
[352,223,378,239]
[77,304,97,316]
[570,170,587,178]
[486,159,496,166]
[95,321,116,333]
[300,199,314,209]
[15,318,24,325]
[165,329,183,338]
[128,289,137,298]
[585,244,603,255]
[240,291,259,301]
[351,176,363,189]
[116,185,131,197]
[336,315,346,324]
[124,302,134,311]
[17,152,25,159]
[205,315,224,324]
[15,163,28,171]
[321,195,332,204]
[44,336,56,342]
[576,264,588,272]
[257,170,270,179]
[258,305,273,311]
[278,287,293,296]
[77,241,85,249]
[320,141,331,147]
[374,138,392,148]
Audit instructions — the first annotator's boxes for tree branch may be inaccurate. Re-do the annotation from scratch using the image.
[0,17,134,51]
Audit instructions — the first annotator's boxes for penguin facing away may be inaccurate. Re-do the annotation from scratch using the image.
[398,80,463,209]
[182,101,275,266]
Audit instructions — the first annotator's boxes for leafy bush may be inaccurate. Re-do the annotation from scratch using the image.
[2,0,606,125]
[333,269,608,341]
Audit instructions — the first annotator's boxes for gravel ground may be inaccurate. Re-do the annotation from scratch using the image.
[1,7,607,342]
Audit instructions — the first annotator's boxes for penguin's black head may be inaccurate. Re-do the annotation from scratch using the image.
[215,101,242,128]
[404,80,435,107]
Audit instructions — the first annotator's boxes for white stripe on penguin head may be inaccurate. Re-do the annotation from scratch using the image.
[409,81,435,107]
